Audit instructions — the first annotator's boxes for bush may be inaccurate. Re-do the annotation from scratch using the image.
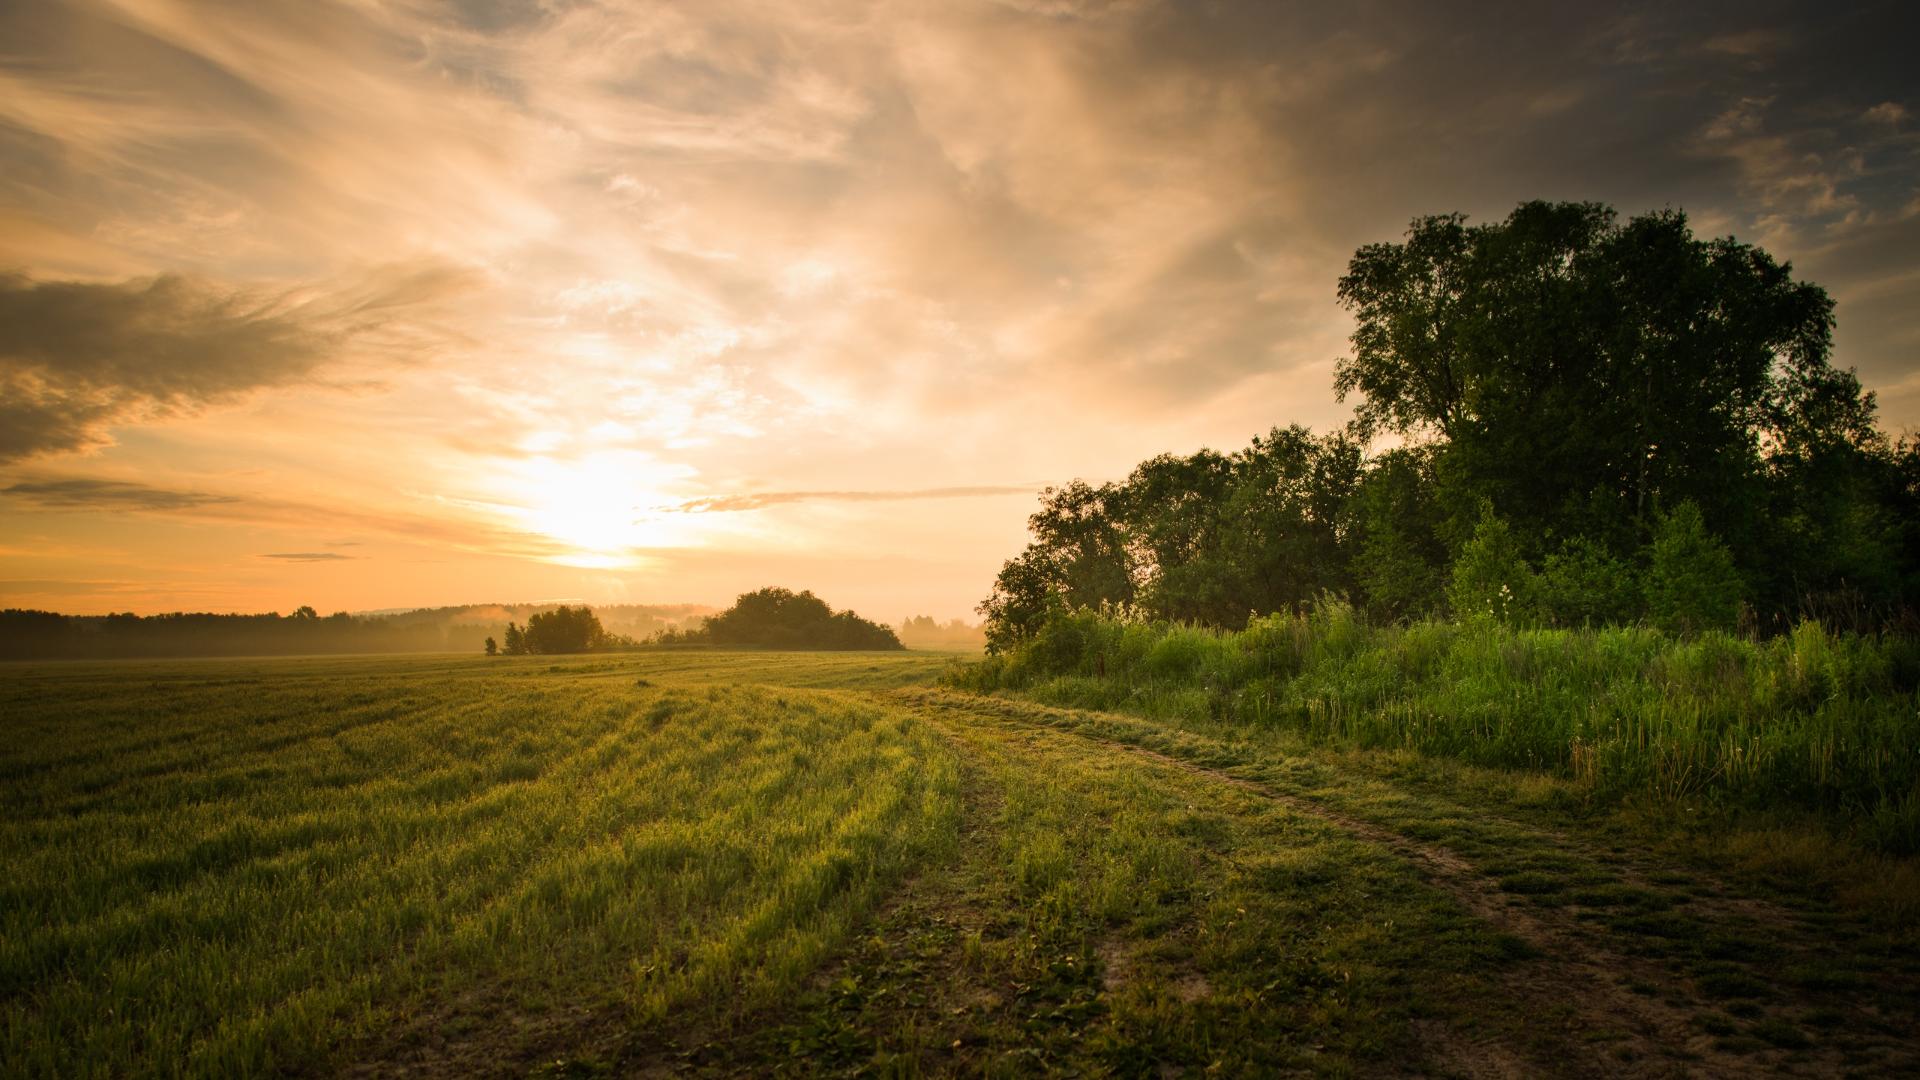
[1535,537,1640,627]
[1446,504,1534,624]
[1644,502,1743,635]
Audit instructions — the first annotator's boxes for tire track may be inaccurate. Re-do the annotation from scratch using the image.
[907,689,1920,1078]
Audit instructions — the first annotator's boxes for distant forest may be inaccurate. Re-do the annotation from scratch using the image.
[895,616,988,650]
[0,597,983,660]
[0,603,711,661]
[982,202,1920,650]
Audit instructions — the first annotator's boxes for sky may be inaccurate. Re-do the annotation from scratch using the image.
[2,0,1918,621]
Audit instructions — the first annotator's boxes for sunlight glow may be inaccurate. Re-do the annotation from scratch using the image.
[487,451,702,566]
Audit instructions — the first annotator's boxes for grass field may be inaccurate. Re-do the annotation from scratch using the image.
[4,649,1919,1077]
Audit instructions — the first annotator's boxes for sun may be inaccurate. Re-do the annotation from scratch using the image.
[486,450,702,566]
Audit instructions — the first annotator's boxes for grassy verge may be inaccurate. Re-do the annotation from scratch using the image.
[950,604,1920,852]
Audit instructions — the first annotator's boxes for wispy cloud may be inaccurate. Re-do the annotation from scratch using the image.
[0,263,478,460]
[0,578,161,597]
[258,552,355,562]
[662,486,1036,514]
[1,478,238,511]
[2,472,579,564]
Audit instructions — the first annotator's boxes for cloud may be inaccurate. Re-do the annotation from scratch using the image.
[258,552,355,562]
[0,578,154,597]
[663,485,1036,513]
[1702,29,1791,58]
[1,478,238,511]
[1863,102,1909,126]
[0,468,633,568]
[0,263,478,460]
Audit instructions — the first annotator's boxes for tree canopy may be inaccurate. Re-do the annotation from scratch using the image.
[659,588,903,650]
[497,606,620,654]
[1335,201,1844,552]
[980,201,1916,650]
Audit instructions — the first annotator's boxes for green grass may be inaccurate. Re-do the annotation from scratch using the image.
[950,604,1920,852]
[0,653,958,1077]
[670,695,1533,1075]
[4,648,1917,1077]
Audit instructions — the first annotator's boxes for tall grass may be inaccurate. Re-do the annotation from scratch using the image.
[949,603,1920,852]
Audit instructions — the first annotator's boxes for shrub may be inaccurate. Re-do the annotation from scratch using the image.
[1644,502,1743,635]
[1446,504,1535,624]
[1535,537,1640,627]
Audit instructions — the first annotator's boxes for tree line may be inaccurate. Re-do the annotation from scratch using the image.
[0,602,708,661]
[895,615,988,650]
[981,202,1919,652]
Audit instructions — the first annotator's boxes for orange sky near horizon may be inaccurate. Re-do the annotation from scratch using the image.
[3,0,1918,621]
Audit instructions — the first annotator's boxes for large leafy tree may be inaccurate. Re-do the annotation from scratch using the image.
[979,200,1912,647]
[1335,202,1837,553]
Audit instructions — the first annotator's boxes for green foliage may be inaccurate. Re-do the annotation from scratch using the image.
[667,587,903,650]
[1349,447,1448,619]
[979,199,1917,650]
[979,548,1066,654]
[517,605,610,653]
[981,426,1360,646]
[1336,203,1830,551]
[1644,503,1744,635]
[954,608,1920,852]
[1446,504,1534,624]
[1534,537,1640,628]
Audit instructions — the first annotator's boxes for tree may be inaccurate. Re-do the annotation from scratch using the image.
[484,636,498,656]
[979,426,1365,647]
[1336,202,1841,558]
[1029,479,1140,612]
[1144,427,1361,625]
[979,548,1067,654]
[1348,446,1449,619]
[503,622,524,655]
[523,606,607,653]
[678,588,902,650]
[975,199,1914,640]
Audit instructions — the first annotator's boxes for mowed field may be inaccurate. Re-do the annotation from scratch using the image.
[4,651,1918,1077]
